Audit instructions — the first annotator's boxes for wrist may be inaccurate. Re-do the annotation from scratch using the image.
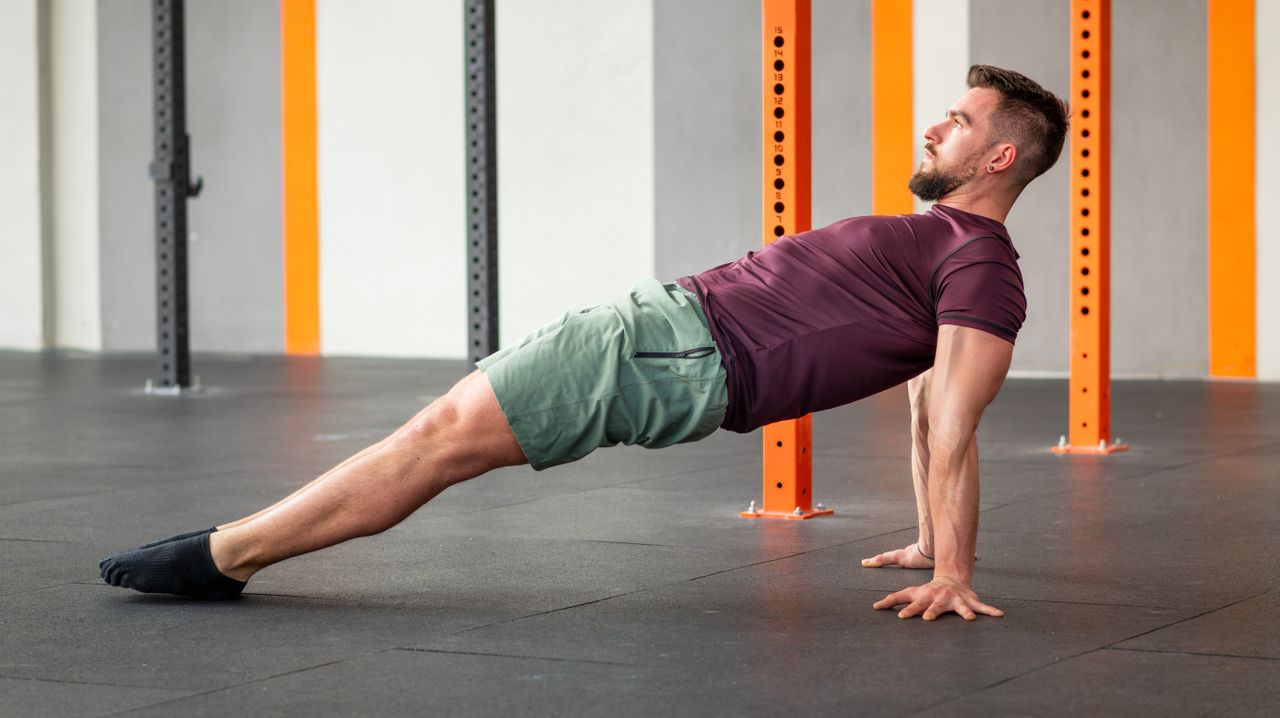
[915,541,934,561]
[931,564,974,586]
[929,573,973,591]
[916,534,933,557]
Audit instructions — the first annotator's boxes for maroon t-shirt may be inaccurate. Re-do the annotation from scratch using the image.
[676,203,1026,433]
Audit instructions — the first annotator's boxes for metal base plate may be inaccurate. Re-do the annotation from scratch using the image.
[144,377,204,397]
[1051,440,1130,455]
[740,506,834,520]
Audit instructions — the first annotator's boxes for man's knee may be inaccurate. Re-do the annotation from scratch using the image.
[402,388,464,447]
[398,371,525,481]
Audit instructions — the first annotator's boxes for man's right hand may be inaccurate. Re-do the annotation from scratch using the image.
[861,543,935,569]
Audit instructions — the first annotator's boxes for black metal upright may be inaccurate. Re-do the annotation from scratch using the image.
[149,0,201,392]
[465,0,498,371]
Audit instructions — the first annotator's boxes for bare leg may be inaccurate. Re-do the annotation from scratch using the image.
[208,370,527,581]
[214,433,398,531]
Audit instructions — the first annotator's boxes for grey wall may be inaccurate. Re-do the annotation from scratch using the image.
[970,0,1071,373]
[972,0,1208,376]
[97,0,282,354]
[98,0,150,351]
[811,0,873,227]
[654,0,872,281]
[1111,0,1207,376]
[653,0,758,281]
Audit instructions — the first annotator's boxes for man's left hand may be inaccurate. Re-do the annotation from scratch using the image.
[873,576,1004,621]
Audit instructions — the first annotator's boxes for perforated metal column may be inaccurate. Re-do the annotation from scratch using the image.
[1054,0,1126,454]
[742,0,832,521]
[465,0,498,371]
[149,0,201,392]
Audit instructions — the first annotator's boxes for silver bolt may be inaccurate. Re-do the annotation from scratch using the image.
[747,500,758,513]
[793,506,803,516]
[1098,439,1107,450]
[1058,435,1067,448]
[816,503,826,511]
[1114,437,1123,446]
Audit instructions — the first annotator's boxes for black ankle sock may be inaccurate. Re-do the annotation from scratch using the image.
[136,526,218,550]
[99,532,246,600]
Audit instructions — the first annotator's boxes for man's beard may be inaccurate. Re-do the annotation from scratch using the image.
[908,162,975,201]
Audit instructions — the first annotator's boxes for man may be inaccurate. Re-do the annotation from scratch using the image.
[100,65,1069,623]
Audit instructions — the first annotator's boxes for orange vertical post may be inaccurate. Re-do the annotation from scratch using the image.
[871,0,913,216]
[743,0,831,521]
[282,0,320,355]
[1207,0,1256,378]
[1054,0,1126,455]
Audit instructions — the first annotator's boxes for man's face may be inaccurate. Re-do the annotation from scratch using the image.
[909,87,1000,201]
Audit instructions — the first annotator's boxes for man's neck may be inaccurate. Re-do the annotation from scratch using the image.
[935,188,1016,224]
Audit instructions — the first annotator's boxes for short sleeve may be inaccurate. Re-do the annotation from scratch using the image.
[932,237,1026,343]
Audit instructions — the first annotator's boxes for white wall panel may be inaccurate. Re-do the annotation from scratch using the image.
[0,0,45,350]
[912,0,969,215]
[1258,0,1280,381]
[495,0,655,347]
[48,0,101,350]
[317,0,465,357]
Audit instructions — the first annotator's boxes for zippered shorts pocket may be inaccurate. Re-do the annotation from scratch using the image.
[633,347,716,360]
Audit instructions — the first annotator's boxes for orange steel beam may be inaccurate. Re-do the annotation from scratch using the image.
[282,0,320,355]
[871,0,913,216]
[1054,0,1126,455]
[1207,0,1256,378]
[743,0,831,521]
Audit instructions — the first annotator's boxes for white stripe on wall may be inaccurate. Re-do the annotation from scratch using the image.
[1258,0,1279,381]
[317,0,655,360]
[0,0,44,350]
[47,0,101,350]
[912,0,970,215]
[317,0,465,358]
[496,0,655,347]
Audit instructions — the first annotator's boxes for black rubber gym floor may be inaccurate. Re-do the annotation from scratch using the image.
[2,350,1278,716]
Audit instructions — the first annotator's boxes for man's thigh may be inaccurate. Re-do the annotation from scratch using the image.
[476,279,728,471]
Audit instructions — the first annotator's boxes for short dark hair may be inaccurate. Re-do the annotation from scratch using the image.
[967,64,1070,186]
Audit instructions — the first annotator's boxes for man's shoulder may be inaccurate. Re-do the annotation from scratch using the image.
[802,212,937,245]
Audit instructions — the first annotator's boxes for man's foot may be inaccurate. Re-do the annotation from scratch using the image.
[135,526,217,550]
[99,532,246,600]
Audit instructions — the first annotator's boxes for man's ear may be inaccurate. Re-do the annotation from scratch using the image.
[987,143,1017,174]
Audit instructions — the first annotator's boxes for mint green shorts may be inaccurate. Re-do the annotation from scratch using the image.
[477,278,729,470]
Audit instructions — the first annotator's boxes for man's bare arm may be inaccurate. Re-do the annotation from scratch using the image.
[872,324,1012,621]
[860,368,935,569]
[908,369,934,556]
